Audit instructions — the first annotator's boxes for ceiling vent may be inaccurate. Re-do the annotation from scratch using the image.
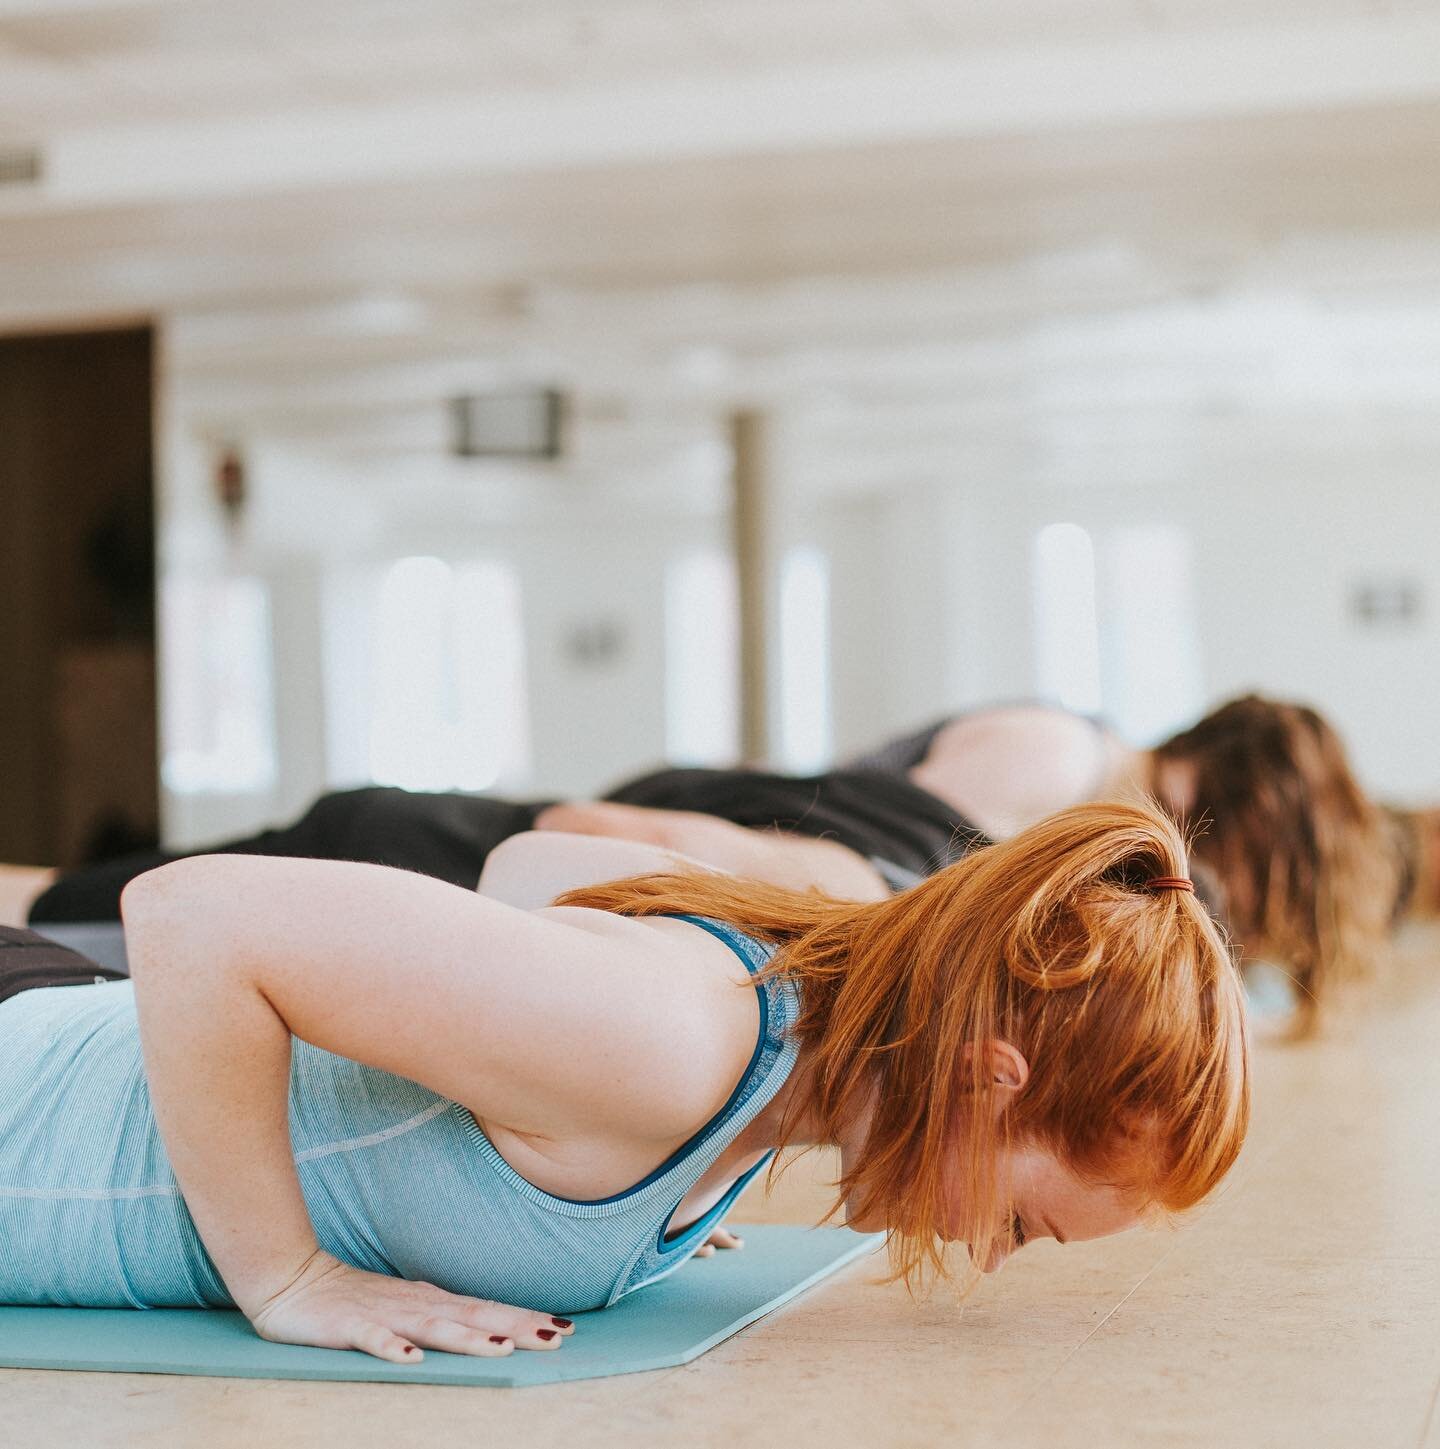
[0,147,42,186]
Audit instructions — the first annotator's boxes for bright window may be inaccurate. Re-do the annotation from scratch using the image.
[778,545,832,773]
[1032,523,1103,715]
[664,547,741,766]
[1032,521,1204,740]
[1099,525,1204,743]
[324,556,531,792]
[160,574,277,794]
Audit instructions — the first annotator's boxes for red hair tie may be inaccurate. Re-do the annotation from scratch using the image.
[1147,876,1195,893]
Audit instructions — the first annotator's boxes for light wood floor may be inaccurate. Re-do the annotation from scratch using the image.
[9,926,1440,1449]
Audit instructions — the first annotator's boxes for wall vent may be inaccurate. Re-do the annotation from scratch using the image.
[0,147,42,186]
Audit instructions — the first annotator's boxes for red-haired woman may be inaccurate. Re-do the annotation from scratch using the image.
[0,801,1247,1362]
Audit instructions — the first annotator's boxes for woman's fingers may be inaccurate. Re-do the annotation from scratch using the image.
[246,1259,577,1363]
[533,800,673,848]
[391,1307,568,1357]
[348,1321,424,1364]
[533,802,611,834]
[396,1314,517,1357]
[446,1295,575,1348]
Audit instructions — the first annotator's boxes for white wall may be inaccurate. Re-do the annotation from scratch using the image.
[840,417,1440,802]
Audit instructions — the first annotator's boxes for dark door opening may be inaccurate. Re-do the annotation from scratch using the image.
[0,324,159,867]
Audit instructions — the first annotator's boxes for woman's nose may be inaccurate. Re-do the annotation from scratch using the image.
[978,1240,1014,1274]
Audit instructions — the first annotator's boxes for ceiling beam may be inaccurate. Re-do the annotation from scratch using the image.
[8,14,1440,214]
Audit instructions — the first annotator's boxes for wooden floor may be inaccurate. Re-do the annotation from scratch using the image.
[8,926,1440,1449]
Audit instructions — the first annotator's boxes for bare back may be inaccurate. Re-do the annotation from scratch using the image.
[907,705,1136,840]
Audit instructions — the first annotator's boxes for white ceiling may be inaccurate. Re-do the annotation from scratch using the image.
[4,1,1439,213]
[0,0,1424,135]
[2,0,1439,489]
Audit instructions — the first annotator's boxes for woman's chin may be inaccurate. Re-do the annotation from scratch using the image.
[842,1204,888,1234]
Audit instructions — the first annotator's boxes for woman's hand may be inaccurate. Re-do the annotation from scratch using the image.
[693,1226,745,1258]
[534,800,724,854]
[249,1249,576,1363]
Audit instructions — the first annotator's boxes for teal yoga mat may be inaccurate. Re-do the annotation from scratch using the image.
[0,1225,880,1387]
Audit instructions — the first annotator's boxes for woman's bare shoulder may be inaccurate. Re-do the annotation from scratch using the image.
[912,705,1113,836]
[483,910,769,1197]
[535,908,763,1054]
[531,906,766,1134]
[929,703,1101,752]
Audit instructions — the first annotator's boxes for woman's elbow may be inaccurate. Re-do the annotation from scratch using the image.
[121,857,199,923]
[120,857,233,977]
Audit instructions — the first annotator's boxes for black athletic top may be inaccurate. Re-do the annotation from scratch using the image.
[28,768,984,925]
[603,766,991,891]
[0,926,127,1005]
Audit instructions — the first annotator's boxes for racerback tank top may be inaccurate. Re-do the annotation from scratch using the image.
[0,916,799,1315]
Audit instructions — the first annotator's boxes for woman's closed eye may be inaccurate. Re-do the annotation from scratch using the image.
[1010,1212,1027,1249]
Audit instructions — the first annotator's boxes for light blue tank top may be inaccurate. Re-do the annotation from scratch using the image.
[0,916,799,1315]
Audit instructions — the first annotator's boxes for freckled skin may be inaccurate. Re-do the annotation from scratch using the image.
[831,1041,1147,1271]
[840,1133,1145,1272]
[971,1146,1144,1274]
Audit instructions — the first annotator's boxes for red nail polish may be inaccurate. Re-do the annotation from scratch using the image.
[403,1345,415,1355]
[536,1329,557,1341]
[551,1317,573,1329]
[489,1335,508,1344]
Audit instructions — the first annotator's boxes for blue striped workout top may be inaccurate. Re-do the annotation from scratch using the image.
[0,916,799,1315]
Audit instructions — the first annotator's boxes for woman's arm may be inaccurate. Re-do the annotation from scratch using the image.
[477,830,756,1261]
[0,864,56,928]
[476,828,720,910]
[533,801,891,902]
[121,855,731,1358]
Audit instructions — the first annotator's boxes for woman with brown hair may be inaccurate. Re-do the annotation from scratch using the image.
[1,800,1245,1361]
[1144,697,1401,1031]
[842,694,1402,1033]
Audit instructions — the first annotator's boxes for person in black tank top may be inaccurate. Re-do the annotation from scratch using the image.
[18,764,989,928]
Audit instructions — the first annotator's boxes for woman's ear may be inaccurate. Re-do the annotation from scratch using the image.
[957,1040,1030,1125]
[959,1039,1031,1090]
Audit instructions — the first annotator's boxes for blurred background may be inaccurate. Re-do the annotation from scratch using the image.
[2,0,1438,863]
